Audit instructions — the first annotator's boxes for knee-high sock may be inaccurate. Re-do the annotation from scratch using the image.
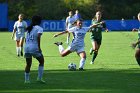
[25,72,30,81]
[66,33,70,44]
[92,52,98,62]
[79,58,86,68]
[38,66,44,80]
[58,45,64,54]
[16,47,20,55]
[19,47,23,53]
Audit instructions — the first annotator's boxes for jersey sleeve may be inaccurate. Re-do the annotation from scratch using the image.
[24,21,28,28]
[37,27,43,34]
[67,27,75,32]
[13,21,17,29]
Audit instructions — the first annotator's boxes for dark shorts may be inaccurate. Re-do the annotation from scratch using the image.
[91,38,102,45]
[24,51,43,58]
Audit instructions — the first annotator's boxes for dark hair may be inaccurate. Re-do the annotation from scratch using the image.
[26,15,42,33]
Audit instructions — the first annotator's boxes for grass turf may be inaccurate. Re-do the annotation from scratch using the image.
[0,32,140,93]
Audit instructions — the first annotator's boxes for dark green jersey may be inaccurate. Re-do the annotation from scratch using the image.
[90,20,104,40]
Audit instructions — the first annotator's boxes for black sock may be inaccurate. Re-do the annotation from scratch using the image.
[92,52,98,62]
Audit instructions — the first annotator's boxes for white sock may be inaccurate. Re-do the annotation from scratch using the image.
[58,45,64,53]
[66,33,70,44]
[19,47,23,53]
[16,47,20,55]
[79,58,86,68]
[25,72,30,81]
[19,47,21,53]
[38,66,44,80]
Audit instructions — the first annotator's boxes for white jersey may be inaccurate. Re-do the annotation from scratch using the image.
[24,25,43,53]
[14,20,27,35]
[66,16,75,29]
[68,26,90,47]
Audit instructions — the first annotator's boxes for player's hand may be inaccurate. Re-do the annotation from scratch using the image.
[105,29,109,32]
[131,43,137,49]
[100,21,105,25]
[132,28,137,32]
[53,34,58,38]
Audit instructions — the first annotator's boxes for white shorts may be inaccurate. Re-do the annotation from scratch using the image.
[67,45,85,54]
[14,34,25,41]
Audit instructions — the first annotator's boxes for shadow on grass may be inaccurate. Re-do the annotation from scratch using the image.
[0,68,140,93]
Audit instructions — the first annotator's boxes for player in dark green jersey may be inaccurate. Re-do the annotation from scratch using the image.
[131,12,140,66]
[89,11,108,64]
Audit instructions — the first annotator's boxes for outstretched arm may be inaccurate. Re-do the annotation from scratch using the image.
[53,31,68,37]
[131,39,140,49]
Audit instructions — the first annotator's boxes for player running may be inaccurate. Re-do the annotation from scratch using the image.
[89,11,108,64]
[11,14,27,57]
[24,15,45,84]
[53,19,98,70]
[131,12,140,66]
[65,11,75,45]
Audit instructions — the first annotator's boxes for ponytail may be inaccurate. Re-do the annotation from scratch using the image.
[26,15,42,33]
[26,23,34,33]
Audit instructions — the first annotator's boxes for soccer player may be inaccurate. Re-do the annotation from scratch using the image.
[74,10,81,21]
[65,11,75,45]
[24,15,45,84]
[89,11,108,64]
[131,12,140,66]
[11,14,27,57]
[53,19,98,70]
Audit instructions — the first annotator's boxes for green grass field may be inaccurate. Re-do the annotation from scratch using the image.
[0,32,140,93]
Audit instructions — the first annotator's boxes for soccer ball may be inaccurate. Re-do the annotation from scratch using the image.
[68,63,76,71]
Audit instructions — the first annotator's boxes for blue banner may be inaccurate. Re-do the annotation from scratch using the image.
[8,20,139,32]
[0,3,8,28]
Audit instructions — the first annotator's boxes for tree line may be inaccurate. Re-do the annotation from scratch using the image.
[0,0,140,20]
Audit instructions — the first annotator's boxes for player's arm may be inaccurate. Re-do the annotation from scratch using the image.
[11,22,17,39]
[65,17,68,30]
[53,31,68,37]
[11,28,16,39]
[37,33,42,51]
[131,39,140,49]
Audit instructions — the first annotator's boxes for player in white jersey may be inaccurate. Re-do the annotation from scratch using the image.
[11,14,27,57]
[24,15,45,84]
[65,11,75,45]
[53,19,97,70]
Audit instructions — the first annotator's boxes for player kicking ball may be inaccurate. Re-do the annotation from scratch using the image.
[53,19,100,70]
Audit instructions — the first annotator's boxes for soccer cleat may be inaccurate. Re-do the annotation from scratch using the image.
[89,48,94,55]
[79,68,84,71]
[24,80,30,84]
[54,42,63,46]
[90,61,94,64]
[36,78,46,84]
[21,51,23,56]
[17,54,20,57]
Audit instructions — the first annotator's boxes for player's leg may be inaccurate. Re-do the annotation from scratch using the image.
[66,33,70,45]
[78,51,86,70]
[54,42,72,57]
[90,40,100,64]
[19,37,25,56]
[16,40,20,57]
[36,54,46,83]
[24,57,32,83]
[135,48,140,66]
